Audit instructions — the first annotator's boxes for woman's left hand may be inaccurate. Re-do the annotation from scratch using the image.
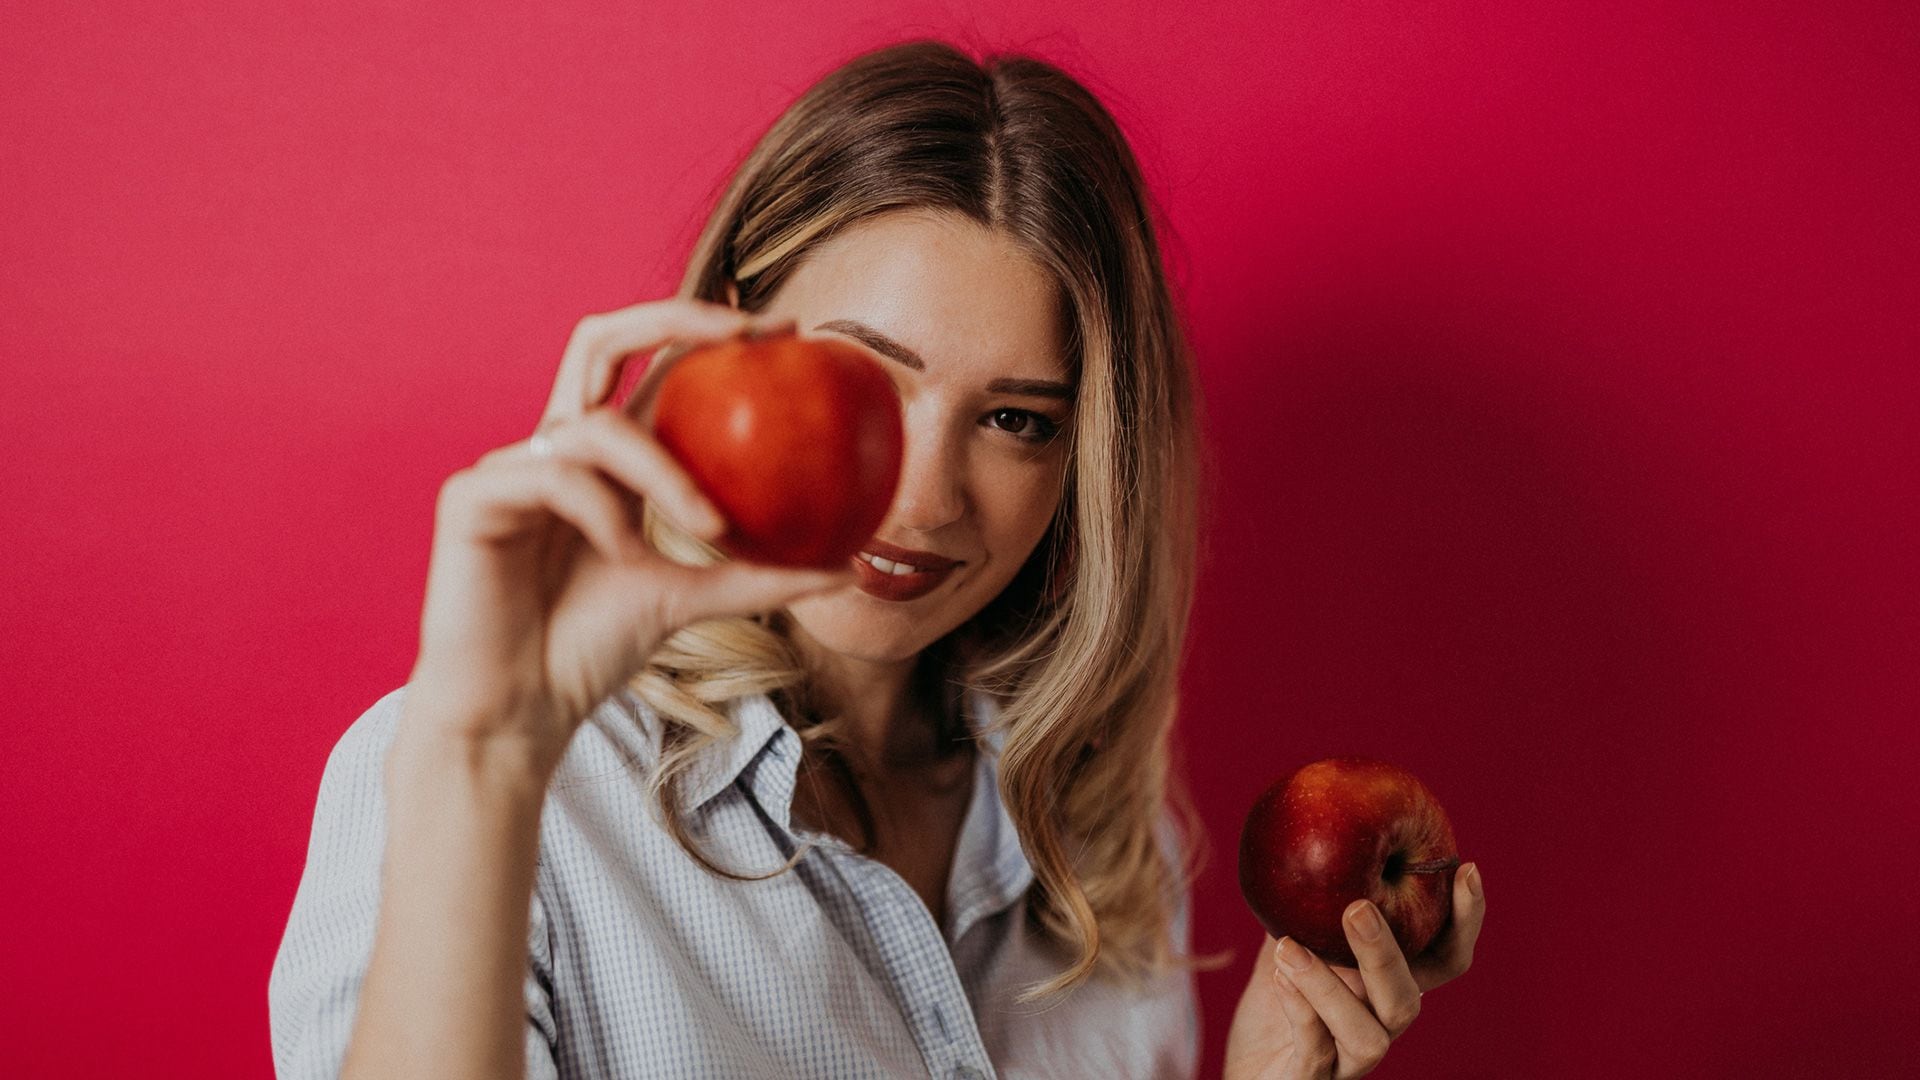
[1222,862,1486,1079]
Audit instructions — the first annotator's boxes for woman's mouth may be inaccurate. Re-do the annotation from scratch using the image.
[851,550,960,602]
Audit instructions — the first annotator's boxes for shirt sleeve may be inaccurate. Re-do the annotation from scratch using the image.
[1168,877,1201,1080]
[1158,809,1203,1080]
[267,686,560,1080]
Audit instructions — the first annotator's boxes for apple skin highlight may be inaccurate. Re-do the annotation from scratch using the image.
[650,330,904,570]
[1238,757,1462,968]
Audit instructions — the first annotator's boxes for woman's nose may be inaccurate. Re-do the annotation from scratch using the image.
[887,428,965,534]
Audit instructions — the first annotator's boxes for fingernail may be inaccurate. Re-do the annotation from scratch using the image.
[1347,901,1383,943]
[1277,936,1311,971]
[1465,863,1482,898]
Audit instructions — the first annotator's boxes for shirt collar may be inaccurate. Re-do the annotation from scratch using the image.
[675,691,793,815]
[943,689,1036,942]
[669,686,1002,816]
[655,686,1036,937]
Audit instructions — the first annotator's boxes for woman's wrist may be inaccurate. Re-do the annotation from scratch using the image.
[390,727,556,790]
[388,696,565,799]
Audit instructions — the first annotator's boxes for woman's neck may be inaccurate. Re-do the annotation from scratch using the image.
[786,626,965,772]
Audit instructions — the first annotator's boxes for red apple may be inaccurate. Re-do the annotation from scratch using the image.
[646,329,904,569]
[1238,757,1461,968]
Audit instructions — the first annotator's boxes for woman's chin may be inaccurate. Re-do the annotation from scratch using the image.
[783,597,928,665]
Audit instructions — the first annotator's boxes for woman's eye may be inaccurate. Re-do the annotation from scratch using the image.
[985,408,1061,444]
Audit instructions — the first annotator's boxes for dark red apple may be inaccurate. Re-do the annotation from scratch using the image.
[1238,757,1461,968]
[645,329,904,569]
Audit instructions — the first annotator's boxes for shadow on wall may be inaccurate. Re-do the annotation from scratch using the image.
[1181,232,1736,1073]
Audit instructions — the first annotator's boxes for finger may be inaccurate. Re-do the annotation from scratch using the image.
[1275,937,1391,1076]
[652,560,859,629]
[525,407,728,543]
[1327,964,1369,1002]
[444,456,647,565]
[1342,901,1422,1038]
[1410,861,1485,992]
[1270,944,1338,1078]
[541,300,752,427]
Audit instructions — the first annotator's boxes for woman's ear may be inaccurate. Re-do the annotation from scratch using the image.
[724,280,741,310]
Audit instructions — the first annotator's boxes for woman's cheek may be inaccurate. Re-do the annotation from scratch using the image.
[983,470,1066,560]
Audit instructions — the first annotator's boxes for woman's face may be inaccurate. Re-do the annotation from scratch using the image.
[753,208,1074,664]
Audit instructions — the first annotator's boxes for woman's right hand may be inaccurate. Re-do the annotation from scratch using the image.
[400,298,857,773]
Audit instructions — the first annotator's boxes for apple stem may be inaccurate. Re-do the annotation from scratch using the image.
[1402,856,1462,875]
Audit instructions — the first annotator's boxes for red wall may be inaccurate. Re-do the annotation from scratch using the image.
[3,3,1914,1077]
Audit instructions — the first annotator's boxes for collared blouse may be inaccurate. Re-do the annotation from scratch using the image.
[269,684,1199,1079]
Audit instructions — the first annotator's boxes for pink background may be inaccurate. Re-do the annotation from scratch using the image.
[4,2,1915,1077]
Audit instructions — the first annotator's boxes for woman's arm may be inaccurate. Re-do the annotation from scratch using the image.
[341,704,554,1080]
[328,299,851,1078]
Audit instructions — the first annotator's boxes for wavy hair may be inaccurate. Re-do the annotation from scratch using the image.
[623,38,1211,1002]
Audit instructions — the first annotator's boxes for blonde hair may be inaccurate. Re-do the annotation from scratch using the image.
[627,38,1212,1002]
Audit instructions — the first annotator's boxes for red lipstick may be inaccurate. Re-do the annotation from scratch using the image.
[859,538,960,570]
[851,538,963,602]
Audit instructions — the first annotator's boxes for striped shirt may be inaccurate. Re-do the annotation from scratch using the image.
[269,684,1200,1079]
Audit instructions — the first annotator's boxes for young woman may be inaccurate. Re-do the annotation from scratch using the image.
[269,39,1484,1080]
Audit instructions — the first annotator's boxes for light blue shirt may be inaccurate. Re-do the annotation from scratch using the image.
[269,684,1200,1079]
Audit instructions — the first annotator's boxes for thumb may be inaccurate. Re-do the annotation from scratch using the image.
[657,560,859,626]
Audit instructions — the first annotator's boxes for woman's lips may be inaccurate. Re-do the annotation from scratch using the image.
[851,551,959,602]
[860,537,960,570]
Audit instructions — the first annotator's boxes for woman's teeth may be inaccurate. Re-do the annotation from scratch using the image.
[858,552,924,576]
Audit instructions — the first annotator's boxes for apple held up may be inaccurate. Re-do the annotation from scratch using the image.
[1238,757,1462,968]
[640,327,905,569]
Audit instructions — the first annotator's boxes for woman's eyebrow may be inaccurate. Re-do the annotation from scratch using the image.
[814,318,1076,400]
[985,377,1075,400]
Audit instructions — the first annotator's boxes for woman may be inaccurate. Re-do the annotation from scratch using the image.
[269,39,1484,1080]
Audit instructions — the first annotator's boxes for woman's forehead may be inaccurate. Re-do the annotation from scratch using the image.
[776,211,1071,386]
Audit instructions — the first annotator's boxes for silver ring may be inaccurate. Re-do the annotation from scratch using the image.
[529,431,556,459]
